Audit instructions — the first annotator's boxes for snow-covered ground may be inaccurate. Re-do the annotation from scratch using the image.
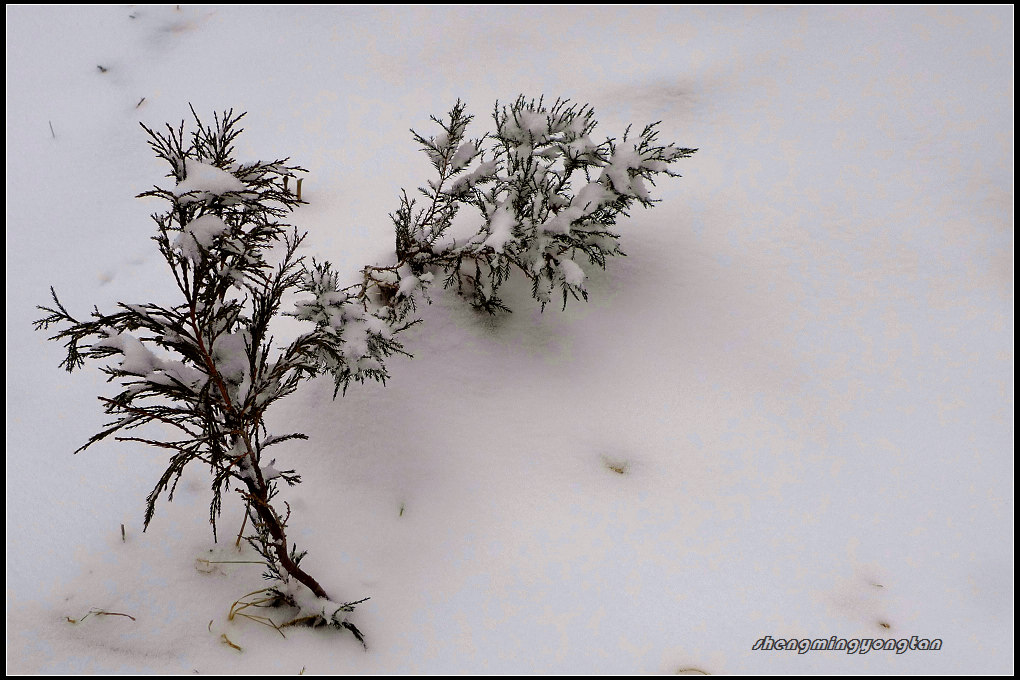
[6,5,1012,674]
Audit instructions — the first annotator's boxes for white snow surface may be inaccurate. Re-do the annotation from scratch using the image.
[6,5,1013,674]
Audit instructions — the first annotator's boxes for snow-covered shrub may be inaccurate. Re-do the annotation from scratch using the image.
[385,96,697,313]
[35,108,373,640]
[35,99,694,643]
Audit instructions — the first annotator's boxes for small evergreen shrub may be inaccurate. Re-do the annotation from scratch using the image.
[35,98,695,641]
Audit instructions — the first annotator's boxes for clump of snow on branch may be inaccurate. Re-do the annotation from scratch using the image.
[174,158,248,204]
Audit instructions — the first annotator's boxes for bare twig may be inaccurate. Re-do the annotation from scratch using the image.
[235,501,249,550]
[67,608,137,623]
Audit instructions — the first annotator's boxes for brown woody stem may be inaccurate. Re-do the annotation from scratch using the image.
[246,484,329,599]
[188,304,330,601]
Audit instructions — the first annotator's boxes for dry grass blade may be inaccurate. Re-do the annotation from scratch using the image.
[234,612,287,638]
[220,633,242,651]
[227,588,287,638]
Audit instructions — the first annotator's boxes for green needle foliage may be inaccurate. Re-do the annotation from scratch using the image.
[35,97,694,642]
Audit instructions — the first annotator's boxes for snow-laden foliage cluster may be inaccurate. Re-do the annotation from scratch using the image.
[35,98,694,643]
[387,96,696,313]
[290,259,420,396]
